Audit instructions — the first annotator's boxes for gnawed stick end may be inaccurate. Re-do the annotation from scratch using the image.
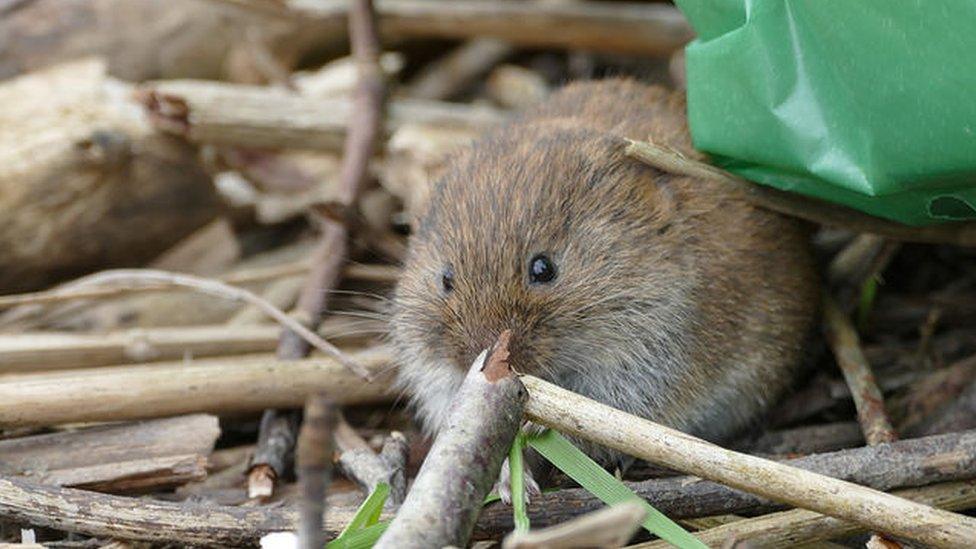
[483,329,514,382]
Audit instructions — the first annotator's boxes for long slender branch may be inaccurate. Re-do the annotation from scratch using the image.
[633,481,976,549]
[0,269,367,379]
[0,348,393,428]
[139,81,500,151]
[0,475,379,546]
[0,318,383,374]
[522,376,976,548]
[624,139,976,246]
[475,429,976,536]
[2,431,975,545]
[824,293,900,547]
[249,0,387,498]
[0,262,398,309]
[296,396,337,549]
[209,0,692,57]
[823,294,897,445]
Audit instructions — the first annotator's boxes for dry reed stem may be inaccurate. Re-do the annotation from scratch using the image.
[624,139,976,246]
[0,317,382,373]
[296,396,337,549]
[523,376,976,548]
[210,0,692,57]
[249,0,386,498]
[3,269,368,379]
[633,481,976,549]
[0,262,398,309]
[0,347,393,428]
[823,294,897,445]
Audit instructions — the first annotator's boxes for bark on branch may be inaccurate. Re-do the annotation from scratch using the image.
[376,331,527,549]
[522,376,976,548]
[0,348,393,428]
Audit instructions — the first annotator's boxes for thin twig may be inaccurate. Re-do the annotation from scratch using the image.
[335,413,406,504]
[522,376,976,548]
[823,294,897,445]
[632,481,976,549]
[0,317,383,374]
[296,396,337,549]
[475,429,976,537]
[0,262,398,309]
[249,0,386,499]
[18,269,369,380]
[624,139,976,246]
[823,292,901,547]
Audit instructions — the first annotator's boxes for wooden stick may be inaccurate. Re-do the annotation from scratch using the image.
[522,376,976,548]
[249,0,387,498]
[378,431,409,505]
[2,434,974,546]
[213,0,693,57]
[46,454,208,494]
[405,38,512,100]
[827,234,887,285]
[0,262,398,309]
[474,429,976,537]
[0,475,381,546]
[0,415,218,493]
[503,502,646,549]
[248,409,299,500]
[227,275,304,325]
[296,396,337,549]
[335,413,406,504]
[824,293,901,547]
[624,139,976,246]
[632,481,976,549]
[139,80,502,151]
[5,269,368,379]
[376,331,527,549]
[0,347,393,428]
[823,294,897,445]
[733,421,864,457]
[0,318,382,373]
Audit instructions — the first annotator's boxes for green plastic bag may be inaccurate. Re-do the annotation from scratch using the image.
[675,0,976,226]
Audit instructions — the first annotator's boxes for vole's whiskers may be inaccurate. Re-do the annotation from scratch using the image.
[321,288,393,303]
[329,309,389,321]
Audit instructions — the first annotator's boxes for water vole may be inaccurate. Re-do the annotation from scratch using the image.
[392,79,818,465]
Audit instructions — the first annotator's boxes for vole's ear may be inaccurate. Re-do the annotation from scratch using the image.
[610,136,682,232]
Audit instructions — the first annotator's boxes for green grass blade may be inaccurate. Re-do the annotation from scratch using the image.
[509,433,531,533]
[335,482,390,539]
[326,521,389,549]
[857,276,879,331]
[527,429,706,549]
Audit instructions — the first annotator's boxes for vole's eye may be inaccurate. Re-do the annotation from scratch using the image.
[441,265,455,293]
[528,254,557,284]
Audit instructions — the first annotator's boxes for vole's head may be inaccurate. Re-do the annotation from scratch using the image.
[392,125,693,434]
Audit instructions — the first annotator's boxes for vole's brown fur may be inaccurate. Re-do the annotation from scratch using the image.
[392,79,818,462]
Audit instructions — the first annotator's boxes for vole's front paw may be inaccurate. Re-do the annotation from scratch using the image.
[495,456,541,505]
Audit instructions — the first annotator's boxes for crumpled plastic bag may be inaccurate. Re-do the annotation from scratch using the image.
[675,0,976,226]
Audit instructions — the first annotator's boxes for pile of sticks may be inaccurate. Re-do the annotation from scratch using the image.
[3,0,976,547]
